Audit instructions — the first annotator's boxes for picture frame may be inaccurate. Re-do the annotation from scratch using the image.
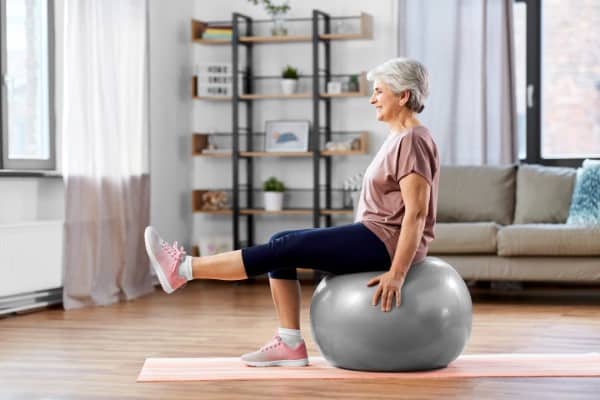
[264,120,310,152]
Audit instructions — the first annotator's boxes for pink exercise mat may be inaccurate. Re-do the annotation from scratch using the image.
[137,353,600,382]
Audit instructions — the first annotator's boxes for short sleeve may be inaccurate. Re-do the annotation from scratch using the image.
[395,132,434,185]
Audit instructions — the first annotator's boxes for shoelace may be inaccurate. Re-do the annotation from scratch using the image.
[260,336,283,352]
[161,240,187,274]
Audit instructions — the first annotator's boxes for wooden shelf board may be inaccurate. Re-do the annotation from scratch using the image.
[321,150,366,156]
[192,34,372,44]
[193,33,372,44]
[193,151,233,157]
[193,208,354,215]
[239,93,312,100]
[321,91,367,98]
[193,95,231,101]
[193,209,233,215]
[321,209,354,215]
[240,35,311,43]
[194,150,367,157]
[194,93,366,101]
[193,38,230,45]
[241,209,313,215]
[319,33,370,41]
[241,151,312,157]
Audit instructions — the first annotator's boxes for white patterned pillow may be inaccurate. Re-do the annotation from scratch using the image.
[566,159,600,225]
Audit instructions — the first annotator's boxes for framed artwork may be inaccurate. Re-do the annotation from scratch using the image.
[264,120,310,152]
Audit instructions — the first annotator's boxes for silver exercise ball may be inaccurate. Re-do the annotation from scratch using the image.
[310,257,472,372]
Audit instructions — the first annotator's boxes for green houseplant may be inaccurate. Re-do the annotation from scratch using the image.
[281,65,299,95]
[247,0,290,36]
[263,176,285,211]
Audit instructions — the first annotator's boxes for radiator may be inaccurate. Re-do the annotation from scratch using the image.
[0,220,64,315]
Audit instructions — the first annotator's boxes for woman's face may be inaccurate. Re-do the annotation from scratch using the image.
[369,80,407,122]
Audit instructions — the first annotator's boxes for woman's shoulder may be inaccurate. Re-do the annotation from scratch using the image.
[389,126,433,145]
[410,125,432,137]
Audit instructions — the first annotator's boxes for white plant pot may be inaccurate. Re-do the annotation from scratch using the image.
[264,192,284,211]
[281,79,297,95]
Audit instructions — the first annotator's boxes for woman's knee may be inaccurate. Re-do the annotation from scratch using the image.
[269,230,294,243]
[268,268,298,280]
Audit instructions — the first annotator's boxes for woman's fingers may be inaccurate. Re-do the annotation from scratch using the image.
[371,284,383,306]
[384,291,394,312]
[366,276,380,287]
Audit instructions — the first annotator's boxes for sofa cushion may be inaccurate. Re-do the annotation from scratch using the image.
[497,224,600,256]
[429,222,499,254]
[566,159,600,225]
[437,165,517,225]
[514,164,576,224]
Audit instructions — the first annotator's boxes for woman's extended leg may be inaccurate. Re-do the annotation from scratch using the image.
[190,250,246,280]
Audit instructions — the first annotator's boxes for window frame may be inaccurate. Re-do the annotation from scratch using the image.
[0,0,56,171]
[518,0,592,168]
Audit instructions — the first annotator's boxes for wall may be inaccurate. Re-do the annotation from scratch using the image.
[148,0,195,246]
[192,0,397,249]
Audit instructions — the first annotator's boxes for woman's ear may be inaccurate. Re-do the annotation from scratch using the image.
[398,90,410,107]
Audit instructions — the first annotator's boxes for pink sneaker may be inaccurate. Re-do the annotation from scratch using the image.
[144,226,187,294]
[241,335,309,367]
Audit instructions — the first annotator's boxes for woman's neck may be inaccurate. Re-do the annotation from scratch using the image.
[388,111,421,134]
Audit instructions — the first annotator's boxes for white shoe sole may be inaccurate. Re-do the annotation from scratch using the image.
[242,358,309,367]
[144,226,174,294]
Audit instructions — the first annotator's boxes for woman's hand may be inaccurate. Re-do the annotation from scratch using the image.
[367,271,406,312]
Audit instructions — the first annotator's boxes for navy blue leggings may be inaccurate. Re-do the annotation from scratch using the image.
[241,222,391,280]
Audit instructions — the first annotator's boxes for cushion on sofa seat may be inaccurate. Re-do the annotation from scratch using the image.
[566,159,600,225]
[497,224,600,256]
[437,165,517,225]
[429,222,499,254]
[514,164,576,224]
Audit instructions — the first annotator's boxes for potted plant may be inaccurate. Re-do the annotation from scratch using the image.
[263,176,285,211]
[247,0,290,36]
[348,74,360,92]
[281,65,299,95]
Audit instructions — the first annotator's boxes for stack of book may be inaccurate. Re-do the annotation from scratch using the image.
[202,26,232,40]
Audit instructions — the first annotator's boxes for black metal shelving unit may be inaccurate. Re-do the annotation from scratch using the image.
[192,10,372,252]
[230,9,338,250]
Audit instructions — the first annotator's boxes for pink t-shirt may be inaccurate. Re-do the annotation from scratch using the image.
[354,126,440,263]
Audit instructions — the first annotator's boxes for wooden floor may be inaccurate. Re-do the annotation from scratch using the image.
[1,280,600,399]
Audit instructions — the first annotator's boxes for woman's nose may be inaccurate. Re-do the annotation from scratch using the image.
[370,95,376,104]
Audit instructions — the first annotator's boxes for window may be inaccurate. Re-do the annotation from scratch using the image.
[513,1,527,160]
[515,0,600,167]
[540,0,599,160]
[1,0,55,170]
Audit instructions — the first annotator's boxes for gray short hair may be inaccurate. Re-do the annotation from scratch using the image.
[366,58,429,113]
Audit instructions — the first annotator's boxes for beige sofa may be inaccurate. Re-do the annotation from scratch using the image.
[429,164,600,282]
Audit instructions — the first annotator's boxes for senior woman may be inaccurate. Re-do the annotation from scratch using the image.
[144,58,440,367]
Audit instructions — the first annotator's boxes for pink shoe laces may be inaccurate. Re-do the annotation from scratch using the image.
[160,240,187,274]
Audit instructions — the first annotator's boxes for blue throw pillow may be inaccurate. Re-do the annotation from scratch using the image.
[566,159,600,225]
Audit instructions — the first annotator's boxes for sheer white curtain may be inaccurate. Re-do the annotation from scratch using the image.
[61,0,154,309]
[398,0,518,165]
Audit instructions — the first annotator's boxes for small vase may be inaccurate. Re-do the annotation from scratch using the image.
[280,79,297,95]
[264,192,284,211]
[271,12,288,36]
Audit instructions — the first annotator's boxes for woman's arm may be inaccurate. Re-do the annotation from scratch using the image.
[367,172,430,312]
[390,172,431,278]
